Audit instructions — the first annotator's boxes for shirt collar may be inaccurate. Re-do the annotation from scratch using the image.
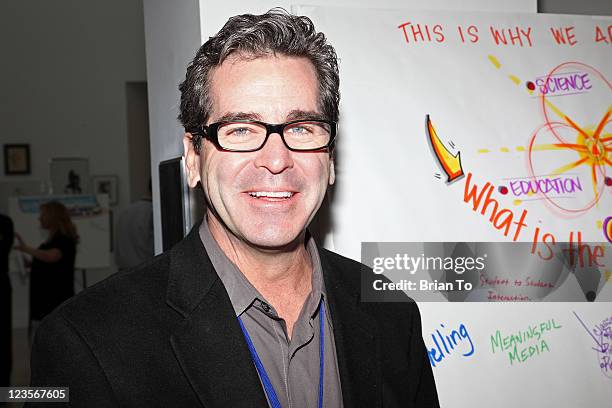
[199,215,326,318]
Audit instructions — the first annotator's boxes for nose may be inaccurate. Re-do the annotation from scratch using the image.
[253,132,294,174]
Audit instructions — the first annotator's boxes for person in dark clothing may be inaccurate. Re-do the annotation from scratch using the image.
[14,202,78,336]
[0,213,14,386]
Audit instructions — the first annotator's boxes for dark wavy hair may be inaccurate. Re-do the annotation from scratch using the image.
[178,8,340,132]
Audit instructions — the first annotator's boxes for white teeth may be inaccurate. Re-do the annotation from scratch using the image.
[249,191,294,198]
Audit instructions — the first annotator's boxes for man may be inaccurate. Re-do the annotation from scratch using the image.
[28,10,438,407]
[114,181,154,271]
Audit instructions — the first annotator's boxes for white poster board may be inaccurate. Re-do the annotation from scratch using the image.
[298,6,612,407]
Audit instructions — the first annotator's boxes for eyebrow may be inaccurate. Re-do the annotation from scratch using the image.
[285,109,326,122]
[212,112,262,122]
[211,109,326,124]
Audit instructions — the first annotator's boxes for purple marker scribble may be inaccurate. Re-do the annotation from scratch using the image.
[507,176,582,198]
[573,311,602,347]
[534,71,593,97]
[574,311,612,378]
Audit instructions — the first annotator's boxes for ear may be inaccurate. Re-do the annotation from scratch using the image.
[328,159,335,185]
[183,133,202,188]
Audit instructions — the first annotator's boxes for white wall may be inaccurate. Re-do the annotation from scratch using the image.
[0,0,147,284]
[143,0,201,254]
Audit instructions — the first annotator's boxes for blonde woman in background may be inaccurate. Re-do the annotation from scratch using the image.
[15,201,78,339]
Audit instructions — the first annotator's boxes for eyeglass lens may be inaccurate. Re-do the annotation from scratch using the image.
[217,121,331,151]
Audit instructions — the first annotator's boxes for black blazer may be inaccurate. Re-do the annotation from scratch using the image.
[28,226,439,407]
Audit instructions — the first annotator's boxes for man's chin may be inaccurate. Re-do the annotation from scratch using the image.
[241,229,305,252]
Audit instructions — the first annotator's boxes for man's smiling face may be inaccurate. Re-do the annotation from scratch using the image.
[185,54,335,250]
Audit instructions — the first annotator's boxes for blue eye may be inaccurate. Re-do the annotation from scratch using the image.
[221,124,263,138]
[287,125,312,135]
[230,127,251,136]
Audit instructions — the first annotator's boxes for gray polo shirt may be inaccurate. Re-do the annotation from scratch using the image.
[199,217,343,407]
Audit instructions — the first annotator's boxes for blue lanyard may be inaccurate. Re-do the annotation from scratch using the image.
[237,302,325,408]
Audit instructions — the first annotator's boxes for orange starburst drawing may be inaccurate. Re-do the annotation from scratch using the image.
[486,56,611,215]
[530,62,611,214]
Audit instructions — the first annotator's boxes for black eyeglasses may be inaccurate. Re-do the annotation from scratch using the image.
[189,119,337,152]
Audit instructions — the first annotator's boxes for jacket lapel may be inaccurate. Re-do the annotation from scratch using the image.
[320,249,382,408]
[166,226,382,407]
[166,226,268,408]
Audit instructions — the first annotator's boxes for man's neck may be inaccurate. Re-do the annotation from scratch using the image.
[207,213,313,337]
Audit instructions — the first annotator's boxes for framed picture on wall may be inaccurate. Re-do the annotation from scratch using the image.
[92,175,119,205]
[50,158,90,195]
[4,144,31,175]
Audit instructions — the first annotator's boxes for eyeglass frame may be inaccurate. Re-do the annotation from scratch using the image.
[188,119,337,153]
